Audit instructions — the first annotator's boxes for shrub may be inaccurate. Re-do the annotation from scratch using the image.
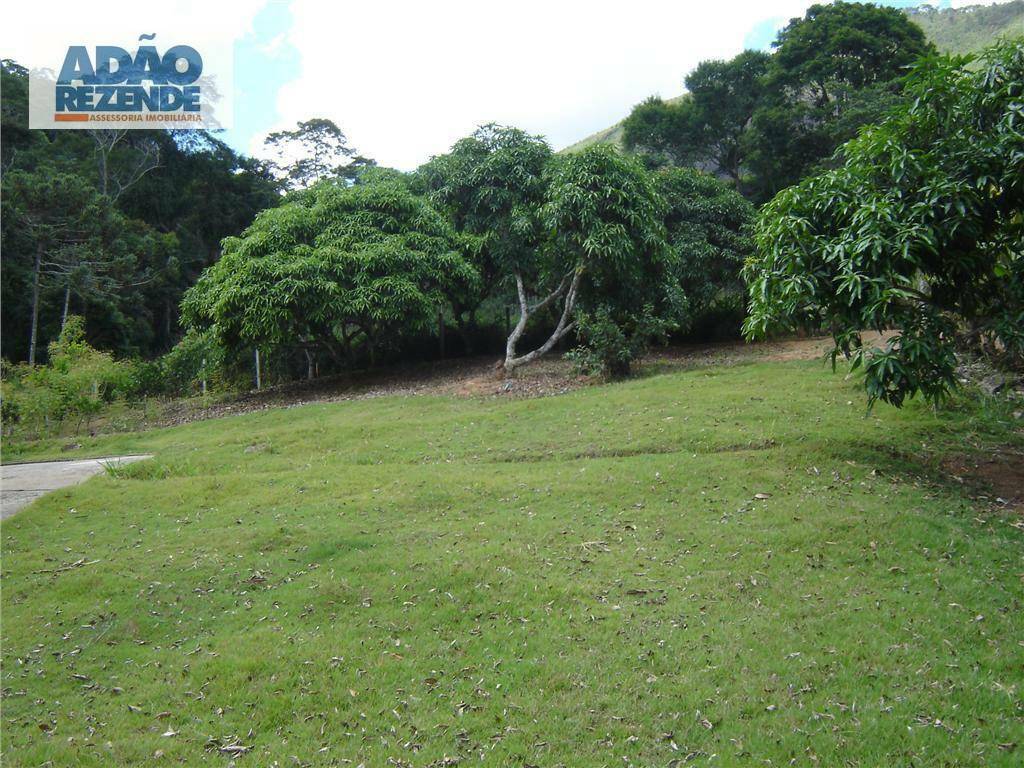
[3,317,131,436]
[568,304,675,378]
[161,329,227,395]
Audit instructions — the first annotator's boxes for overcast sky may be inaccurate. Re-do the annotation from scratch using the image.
[1,0,992,169]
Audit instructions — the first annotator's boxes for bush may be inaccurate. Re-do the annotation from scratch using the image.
[1,360,27,435]
[121,359,169,400]
[3,317,132,436]
[569,304,678,378]
[161,329,227,395]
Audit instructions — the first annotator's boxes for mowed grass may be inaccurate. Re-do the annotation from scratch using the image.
[2,360,1022,766]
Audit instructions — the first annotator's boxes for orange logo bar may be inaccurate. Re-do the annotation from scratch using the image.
[54,113,89,121]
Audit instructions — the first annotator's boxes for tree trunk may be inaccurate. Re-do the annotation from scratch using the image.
[503,268,582,375]
[98,144,108,197]
[61,286,71,330]
[28,243,43,365]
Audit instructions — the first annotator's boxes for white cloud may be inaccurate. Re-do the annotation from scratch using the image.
[263,0,816,169]
[0,0,266,64]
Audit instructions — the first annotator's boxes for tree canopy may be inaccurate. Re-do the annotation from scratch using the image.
[745,1,935,199]
[655,167,755,335]
[1,60,279,362]
[417,124,552,344]
[527,144,679,376]
[263,118,366,190]
[182,178,478,367]
[624,51,772,182]
[420,130,742,375]
[2,167,177,363]
[743,41,1024,407]
[772,1,932,99]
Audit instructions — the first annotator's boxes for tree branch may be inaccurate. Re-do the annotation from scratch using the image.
[528,270,572,313]
[504,266,584,374]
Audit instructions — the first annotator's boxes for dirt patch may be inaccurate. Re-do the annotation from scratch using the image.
[154,334,853,428]
[942,451,1024,510]
[156,354,590,428]
[154,333,900,429]
[646,330,895,368]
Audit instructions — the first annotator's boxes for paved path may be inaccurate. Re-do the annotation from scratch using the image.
[0,455,153,519]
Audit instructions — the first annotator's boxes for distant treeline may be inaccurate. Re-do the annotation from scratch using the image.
[620,1,937,202]
[1,60,280,363]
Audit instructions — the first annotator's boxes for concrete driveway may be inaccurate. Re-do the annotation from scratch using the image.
[0,455,153,519]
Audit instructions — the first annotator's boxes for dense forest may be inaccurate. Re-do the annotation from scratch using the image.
[0,60,280,363]
[1,1,1022,434]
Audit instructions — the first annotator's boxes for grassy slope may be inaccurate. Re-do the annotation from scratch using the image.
[2,360,1022,766]
[559,121,628,155]
[559,1,1024,154]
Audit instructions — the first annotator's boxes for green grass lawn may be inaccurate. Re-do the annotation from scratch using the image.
[2,360,1022,766]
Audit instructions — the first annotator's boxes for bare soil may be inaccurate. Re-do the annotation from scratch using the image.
[942,451,1024,511]
[157,333,862,427]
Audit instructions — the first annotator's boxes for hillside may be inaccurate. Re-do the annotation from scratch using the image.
[909,0,1024,54]
[559,1,1024,154]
